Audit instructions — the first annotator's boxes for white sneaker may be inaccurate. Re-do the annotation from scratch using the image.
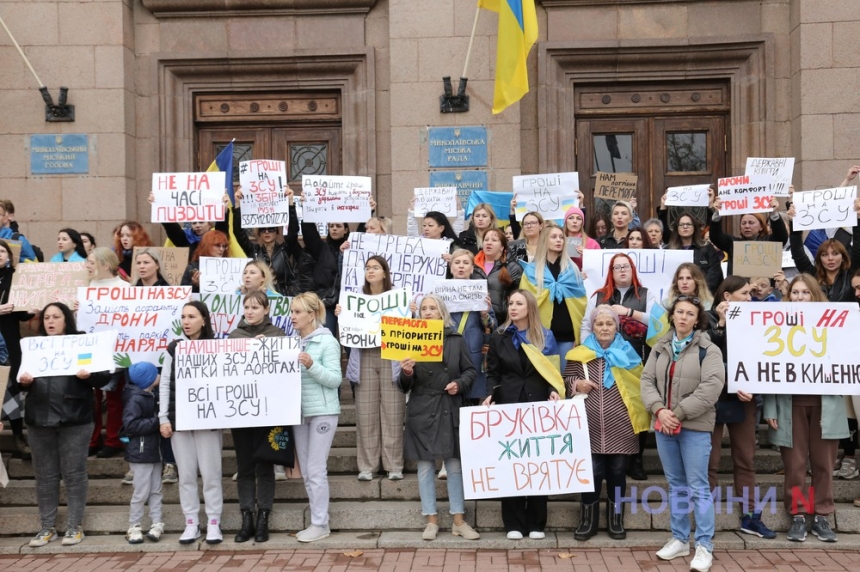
[126,523,144,544]
[179,523,201,545]
[274,465,287,481]
[690,545,713,572]
[656,538,690,561]
[147,522,164,542]
[438,465,447,480]
[506,530,523,540]
[357,471,373,481]
[297,524,331,543]
[528,531,545,539]
[232,472,238,482]
[205,521,222,545]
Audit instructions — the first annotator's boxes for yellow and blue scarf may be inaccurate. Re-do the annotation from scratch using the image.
[520,261,587,345]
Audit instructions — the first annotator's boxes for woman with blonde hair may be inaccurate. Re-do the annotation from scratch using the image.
[237,260,278,296]
[665,262,714,311]
[508,211,545,263]
[134,249,169,287]
[459,203,498,255]
[598,201,635,249]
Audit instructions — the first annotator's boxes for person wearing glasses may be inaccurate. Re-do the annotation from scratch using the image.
[640,295,725,572]
[180,231,231,293]
[508,210,545,263]
[656,198,724,295]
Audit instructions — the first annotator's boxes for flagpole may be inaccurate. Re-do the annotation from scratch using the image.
[0,14,44,87]
[462,5,481,79]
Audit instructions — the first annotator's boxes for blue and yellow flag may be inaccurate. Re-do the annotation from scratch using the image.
[77,353,92,366]
[479,0,538,114]
[520,261,587,346]
[646,302,669,348]
[521,342,565,399]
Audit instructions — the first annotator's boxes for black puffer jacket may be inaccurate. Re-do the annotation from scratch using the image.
[23,366,112,428]
[122,383,161,464]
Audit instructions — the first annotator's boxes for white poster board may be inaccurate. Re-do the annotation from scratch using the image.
[19,331,118,379]
[727,302,860,395]
[338,288,411,348]
[200,293,294,338]
[239,159,291,228]
[414,187,458,218]
[717,174,773,216]
[174,336,302,430]
[431,279,489,313]
[745,157,795,197]
[513,172,579,221]
[581,249,694,304]
[301,175,372,223]
[792,187,858,232]
[459,397,594,499]
[198,257,252,295]
[151,172,226,223]
[665,184,710,208]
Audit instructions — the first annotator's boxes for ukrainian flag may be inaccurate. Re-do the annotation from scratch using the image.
[479,0,538,114]
[77,353,92,366]
[646,302,670,348]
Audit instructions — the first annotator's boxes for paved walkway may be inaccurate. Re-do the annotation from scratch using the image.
[2,548,860,572]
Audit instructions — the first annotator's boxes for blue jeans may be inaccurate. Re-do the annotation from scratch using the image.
[655,429,714,552]
[557,340,575,375]
[416,458,464,516]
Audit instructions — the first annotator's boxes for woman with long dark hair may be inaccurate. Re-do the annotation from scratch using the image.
[657,201,723,294]
[50,228,87,262]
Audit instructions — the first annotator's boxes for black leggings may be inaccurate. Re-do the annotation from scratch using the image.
[841,418,858,457]
[582,453,628,505]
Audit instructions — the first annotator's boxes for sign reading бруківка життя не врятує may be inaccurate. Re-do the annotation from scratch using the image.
[30,134,88,175]
[428,126,488,168]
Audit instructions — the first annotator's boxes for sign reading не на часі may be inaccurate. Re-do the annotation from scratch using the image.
[30,134,89,175]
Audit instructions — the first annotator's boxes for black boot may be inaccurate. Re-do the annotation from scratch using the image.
[574,501,599,541]
[234,509,255,543]
[255,509,270,542]
[628,453,647,481]
[607,500,626,540]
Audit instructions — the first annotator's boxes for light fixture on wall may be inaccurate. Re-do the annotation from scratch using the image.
[441,77,469,114]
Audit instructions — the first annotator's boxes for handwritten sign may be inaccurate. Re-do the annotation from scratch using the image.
[174,336,301,430]
[717,174,772,216]
[414,187,458,218]
[432,279,489,313]
[239,159,290,228]
[338,288,410,348]
[665,184,710,208]
[151,172,226,223]
[380,317,443,362]
[301,175,372,223]
[745,157,795,197]
[76,286,192,366]
[198,257,252,295]
[594,172,637,202]
[130,247,189,286]
[566,237,583,259]
[459,398,593,499]
[513,172,579,221]
[19,331,117,379]
[200,293,294,338]
[341,233,450,297]
[792,186,858,232]
[582,249,693,304]
[9,262,89,311]
[727,302,860,395]
[733,241,783,278]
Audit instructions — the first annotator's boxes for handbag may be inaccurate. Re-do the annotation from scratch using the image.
[252,426,295,467]
[715,399,746,425]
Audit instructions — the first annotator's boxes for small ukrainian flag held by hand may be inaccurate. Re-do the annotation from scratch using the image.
[77,353,92,366]
[646,303,670,348]
[479,0,538,114]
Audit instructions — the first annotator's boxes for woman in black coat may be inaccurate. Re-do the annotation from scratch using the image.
[657,203,724,295]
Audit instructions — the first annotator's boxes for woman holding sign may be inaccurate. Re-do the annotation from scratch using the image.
[180,231,230,293]
[508,211,544,263]
[399,294,480,541]
[563,206,600,269]
[657,200,724,295]
[18,303,113,547]
[763,274,848,543]
[483,290,562,541]
[709,194,786,275]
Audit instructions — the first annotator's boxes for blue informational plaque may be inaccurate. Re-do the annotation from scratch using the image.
[428,126,488,168]
[30,134,89,175]
[429,170,488,206]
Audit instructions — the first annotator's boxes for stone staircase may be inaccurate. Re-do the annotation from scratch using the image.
[2,378,860,553]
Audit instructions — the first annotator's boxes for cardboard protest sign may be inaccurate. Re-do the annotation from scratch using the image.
[717,174,772,216]
[338,288,410,348]
[239,159,291,228]
[76,286,192,366]
[200,292,293,338]
[380,317,443,362]
[174,336,302,430]
[341,233,450,297]
[665,184,710,208]
[414,187,458,218]
[8,262,89,311]
[582,249,693,304]
[459,397,593,499]
[594,172,637,202]
[130,247,189,286]
[198,256,252,295]
[151,172,226,223]
[566,237,583,258]
[792,187,858,232]
[727,302,860,395]
[432,279,488,313]
[745,157,795,197]
[513,172,579,221]
[733,241,782,278]
[19,330,118,379]
[301,175,372,223]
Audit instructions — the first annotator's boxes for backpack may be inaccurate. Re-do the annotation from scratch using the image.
[11,232,44,262]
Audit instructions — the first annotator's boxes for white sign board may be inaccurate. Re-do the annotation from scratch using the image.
[745,157,795,197]
[151,172,226,223]
[19,331,118,379]
[198,257,252,295]
[338,288,410,348]
[200,293,294,338]
[727,302,860,395]
[792,187,858,232]
[414,187,458,218]
[513,172,579,221]
[581,249,694,304]
[431,279,489,313]
[301,175,372,223]
[665,184,710,208]
[717,174,773,216]
[239,159,290,228]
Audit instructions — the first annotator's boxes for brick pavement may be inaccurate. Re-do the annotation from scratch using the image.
[2,549,860,572]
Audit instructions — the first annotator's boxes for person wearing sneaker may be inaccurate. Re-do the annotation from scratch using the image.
[706,277,776,540]
[640,296,725,571]
[122,362,165,545]
[19,303,113,547]
[159,301,224,545]
[483,290,561,541]
[399,295,480,543]
[565,305,648,542]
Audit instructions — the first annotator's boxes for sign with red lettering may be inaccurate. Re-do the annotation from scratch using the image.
[301,175,372,223]
[151,172,226,223]
[338,288,411,348]
[8,262,89,311]
[717,174,772,216]
[239,159,291,228]
[380,317,443,362]
[459,397,594,499]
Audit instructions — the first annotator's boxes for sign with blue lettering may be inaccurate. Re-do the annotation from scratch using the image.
[428,126,488,168]
[30,134,89,175]
[429,170,488,205]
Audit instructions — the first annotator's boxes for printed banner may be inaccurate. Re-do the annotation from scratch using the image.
[341,233,450,297]
[459,397,594,499]
[198,256,252,295]
[745,157,795,197]
[733,241,782,278]
[8,262,89,311]
[338,288,410,348]
[130,247,189,286]
[432,279,489,313]
[76,286,192,366]
[414,187,458,218]
[301,175,372,223]
[717,174,772,216]
[513,172,579,221]
[792,187,858,232]
[665,184,710,208]
[151,172,226,223]
[19,330,118,379]
[239,159,290,228]
[594,172,637,202]
[581,249,694,304]
[726,302,860,395]
[380,317,443,362]
[174,336,302,430]
[200,293,293,338]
